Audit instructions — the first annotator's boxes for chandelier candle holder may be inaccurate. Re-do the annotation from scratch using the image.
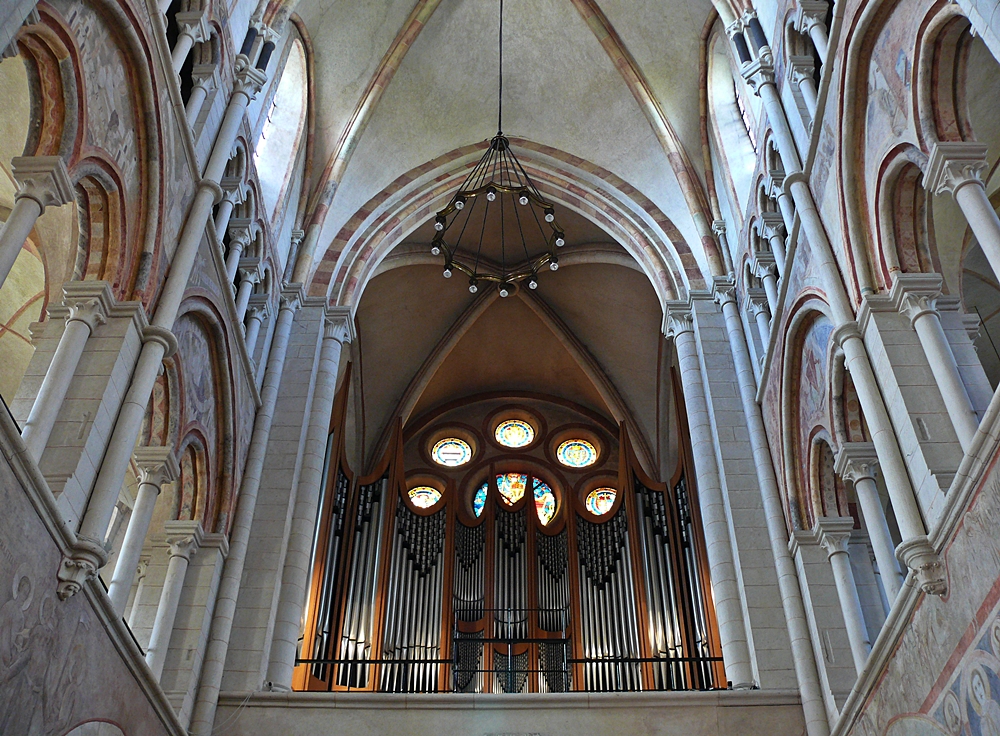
[431,0,567,296]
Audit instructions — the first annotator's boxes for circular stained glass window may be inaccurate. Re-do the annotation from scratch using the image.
[586,487,616,516]
[495,419,535,448]
[496,472,527,505]
[431,438,473,466]
[408,486,442,509]
[473,482,488,517]
[557,439,598,468]
[533,478,556,526]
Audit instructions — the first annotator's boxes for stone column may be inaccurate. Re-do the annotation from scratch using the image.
[234,260,260,323]
[190,287,301,736]
[107,447,178,617]
[747,292,772,347]
[171,10,210,74]
[711,281,829,736]
[795,0,830,64]
[186,63,219,128]
[665,306,754,689]
[127,557,150,629]
[0,156,74,289]
[267,308,352,691]
[925,142,1000,297]
[215,186,246,242]
[760,213,787,275]
[742,51,946,595]
[147,521,203,681]
[225,222,254,283]
[754,254,780,315]
[244,297,269,358]
[767,175,797,239]
[63,54,268,598]
[788,56,819,118]
[21,283,111,462]
[899,285,979,452]
[818,518,870,675]
[835,443,903,602]
[283,229,305,283]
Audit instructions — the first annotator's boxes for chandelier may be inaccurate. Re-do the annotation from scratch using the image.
[431,0,566,297]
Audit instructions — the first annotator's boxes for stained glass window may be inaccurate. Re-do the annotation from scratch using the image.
[431,438,473,467]
[586,487,616,516]
[496,472,527,505]
[556,439,598,468]
[533,478,556,526]
[473,482,488,517]
[494,419,535,448]
[409,486,442,509]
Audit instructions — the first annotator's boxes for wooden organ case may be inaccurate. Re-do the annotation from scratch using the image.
[295,387,726,693]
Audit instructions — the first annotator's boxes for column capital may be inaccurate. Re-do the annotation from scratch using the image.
[711,219,727,237]
[11,156,74,211]
[765,171,786,200]
[794,0,829,34]
[190,63,220,94]
[758,211,786,241]
[65,297,108,331]
[163,520,204,561]
[56,280,113,328]
[751,251,778,277]
[835,442,879,485]
[247,293,271,320]
[56,536,107,600]
[888,272,944,326]
[133,446,179,489]
[323,306,354,343]
[142,325,179,359]
[787,54,816,85]
[664,302,695,338]
[712,277,738,307]
[290,229,306,248]
[924,141,990,197]
[174,9,211,43]
[896,535,947,595]
[220,178,248,204]
[745,289,770,317]
[817,517,856,558]
[136,556,151,581]
[237,256,263,283]
[742,57,775,94]
[831,320,863,348]
[280,284,305,313]
[227,218,256,250]
[232,55,268,100]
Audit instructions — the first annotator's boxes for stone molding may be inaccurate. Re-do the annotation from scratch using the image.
[11,155,75,209]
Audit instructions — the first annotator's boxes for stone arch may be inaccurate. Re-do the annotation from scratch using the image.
[141,357,180,449]
[175,431,209,523]
[810,437,848,523]
[915,7,975,148]
[62,721,126,736]
[70,155,132,297]
[311,140,698,315]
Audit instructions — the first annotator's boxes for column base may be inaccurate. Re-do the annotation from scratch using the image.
[896,536,947,596]
[57,535,108,600]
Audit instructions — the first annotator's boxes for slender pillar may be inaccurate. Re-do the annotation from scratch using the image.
[741,48,946,595]
[225,225,253,282]
[768,175,797,238]
[818,518,870,675]
[267,309,352,691]
[234,261,260,323]
[755,257,780,316]
[244,298,269,357]
[713,281,829,736]
[171,11,210,74]
[0,156,74,290]
[760,214,787,275]
[666,306,755,689]
[283,230,305,283]
[795,0,830,65]
[127,557,150,629]
[108,448,178,617]
[835,444,903,602]
[788,57,819,118]
[215,189,245,242]
[925,142,1000,294]
[190,288,301,736]
[186,64,219,128]
[21,284,110,461]
[900,290,979,451]
[748,294,771,347]
[146,521,202,681]
[61,51,268,599]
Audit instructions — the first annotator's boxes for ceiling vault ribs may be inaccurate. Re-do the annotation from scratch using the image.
[517,289,656,476]
[292,0,445,284]
[568,0,726,278]
[368,288,500,467]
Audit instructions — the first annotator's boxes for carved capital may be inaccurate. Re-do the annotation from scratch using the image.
[896,536,947,595]
[237,256,263,284]
[831,320,863,348]
[742,57,776,95]
[164,520,203,561]
[711,219,727,237]
[817,517,855,558]
[220,178,248,204]
[787,54,816,86]
[279,284,305,313]
[290,229,305,248]
[759,212,787,242]
[57,536,106,600]
[232,55,268,100]
[796,1,829,32]
[174,9,211,44]
[323,306,353,344]
[65,297,108,332]
[11,156,74,211]
[247,294,270,322]
[713,277,738,307]
[136,556,150,582]
[746,290,770,317]
[664,305,695,338]
[924,141,990,197]
[899,292,941,327]
[190,63,220,93]
[835,442,879,485]
[133,446,179,490]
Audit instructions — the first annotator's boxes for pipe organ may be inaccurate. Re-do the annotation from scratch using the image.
[296,417,725,694]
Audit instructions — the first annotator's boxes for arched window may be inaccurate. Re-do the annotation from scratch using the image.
[253,36,307,220]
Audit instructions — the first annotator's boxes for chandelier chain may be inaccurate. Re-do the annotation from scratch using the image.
[498,0,504,135]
